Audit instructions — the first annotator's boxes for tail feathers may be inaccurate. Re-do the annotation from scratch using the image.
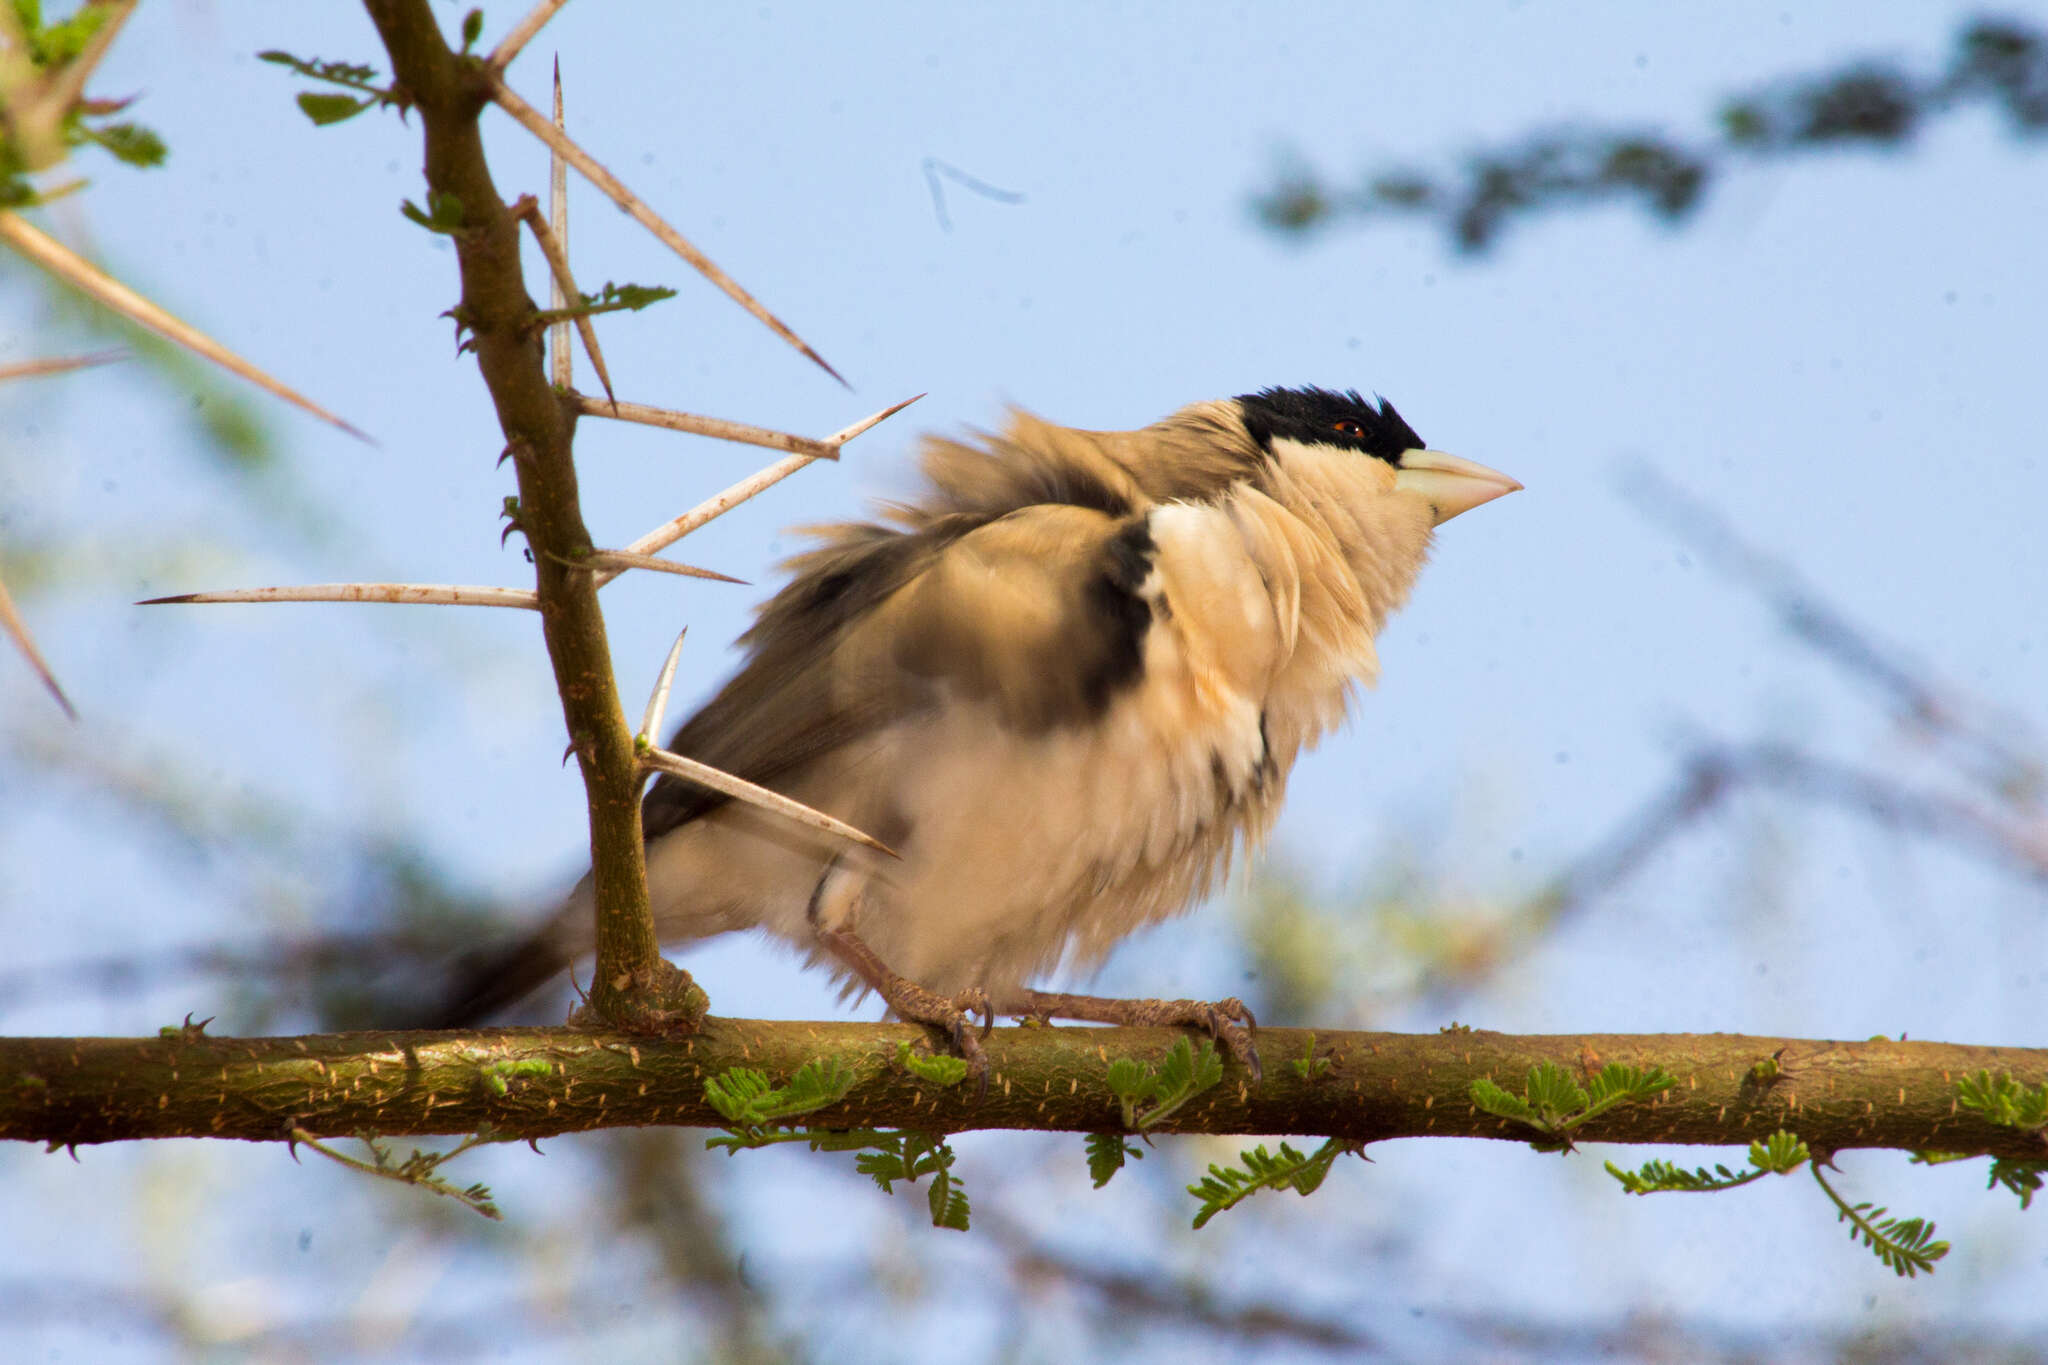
[420,925,581,1029]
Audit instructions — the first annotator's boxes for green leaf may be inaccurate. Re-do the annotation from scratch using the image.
[1750,1130,1812,1174]
[854,1146,908,1193]
[595,281,676,311]
[1522,1061,1591,1123]
[1105,1057,1153,1127]
[1955,1070,2048,1130]
[1101,1039,1223,1130]
[479,1058,551,1096]
[1583,1063,1678,1112]
[1289,1033,1331,1081]
[1085,1132,1143,1188]
[1607,1157,1766,1195]
[773,1057,859,1115]
[401,189,466,235]
[79,122,166,168]
[532,281,679,326]
[257,50,384,93]
[1810,1164,1949,1278]
[1187,1138,1358,1229]
[702,1066,774,1124]
[1607,1128,1808,1195]
[846,1131,969,1228]
[928,1167,971,1231]
[1988,1158,2047,1211]
[1137,1037,1223,1130]
[895,1041,969,1088]
[700,1056,858,1129]
[296,92,371,127]
[1473,1061,1676,1146]
[24,1,109,65]
[461,9,486,52]
[1468,1076,1536,1124]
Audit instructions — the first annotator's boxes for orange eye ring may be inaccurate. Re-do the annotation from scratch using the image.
[1331,419,1364,438]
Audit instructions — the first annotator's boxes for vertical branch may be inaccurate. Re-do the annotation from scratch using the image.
[361,0,700,1029]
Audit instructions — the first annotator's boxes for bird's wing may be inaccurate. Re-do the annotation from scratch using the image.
[641,502,1158,841]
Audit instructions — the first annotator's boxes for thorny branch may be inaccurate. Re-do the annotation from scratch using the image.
[4,1023,2045,1158]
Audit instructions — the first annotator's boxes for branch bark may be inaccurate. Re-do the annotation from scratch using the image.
[5,1022,2044,1157]
[360,0,691,1027]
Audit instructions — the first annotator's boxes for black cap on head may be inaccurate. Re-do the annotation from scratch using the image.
[1235,386,1425,464]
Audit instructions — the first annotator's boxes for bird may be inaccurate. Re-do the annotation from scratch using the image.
[429,386,1519,1077]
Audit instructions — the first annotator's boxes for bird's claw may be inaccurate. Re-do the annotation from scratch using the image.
[1004,989,1263,1083]
[892,982,993,1094]
[1199,997,1262,1083]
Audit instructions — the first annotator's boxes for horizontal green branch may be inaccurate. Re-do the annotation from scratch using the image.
[3,1022,2045,1156]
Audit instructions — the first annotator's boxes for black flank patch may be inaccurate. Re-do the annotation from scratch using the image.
[1081,516,1157,714]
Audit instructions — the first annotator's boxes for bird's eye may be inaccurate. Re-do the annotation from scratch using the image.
[1332,419,1364,438]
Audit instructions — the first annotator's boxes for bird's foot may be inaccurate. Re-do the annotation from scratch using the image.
[818,928,993,1090]
[1004,989,1262,1083]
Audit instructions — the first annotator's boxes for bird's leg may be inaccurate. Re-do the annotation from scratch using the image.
[1002,989,1261,1081]
[817,927,993,1084]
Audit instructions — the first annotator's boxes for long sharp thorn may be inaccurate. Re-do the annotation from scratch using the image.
[594,396,920,586]
[546,60,574,392]
[639,629,688,744]
[641,746,899,858]
[579,549,746,585]
[567,394,834,458]
[484,75,847,387]
[597,452,813,588]
[828,392,925,447]
[138,584,539,609]
[487,0,572,72]
[517,199,615,406]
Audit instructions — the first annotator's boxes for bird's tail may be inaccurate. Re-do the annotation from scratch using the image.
[420,930,579,1028]
[416,881,596,1028]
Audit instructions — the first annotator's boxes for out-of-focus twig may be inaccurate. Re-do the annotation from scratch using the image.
[0,542,77,718]
[979,1206,1373,1351]
[0,350,122,382]
[1620,461,2045,806]
[0,212,370,440]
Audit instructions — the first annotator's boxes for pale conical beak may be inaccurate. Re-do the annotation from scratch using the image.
[1394,449,1523,525]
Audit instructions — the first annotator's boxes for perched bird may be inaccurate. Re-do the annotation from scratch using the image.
[432,386,1519,1074]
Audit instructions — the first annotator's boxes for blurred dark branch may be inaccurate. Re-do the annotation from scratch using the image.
[1397,739,2046,1014]
[1252,16,2047,252]
[0,929,459,1014]
[1620,463,2045,806]
[1383,464,2048,1010]
[1528,736,2048,944]
[607,1128,789,1364]
[2,1274,2031,1364]
[0,1274,693,1359]
[1720,740,2048,883]
[979,1207,1372,1350]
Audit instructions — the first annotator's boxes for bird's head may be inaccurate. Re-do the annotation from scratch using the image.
[1234,385,1521,527]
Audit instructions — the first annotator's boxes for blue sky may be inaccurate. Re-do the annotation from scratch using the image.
[4,2,2046,1358]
